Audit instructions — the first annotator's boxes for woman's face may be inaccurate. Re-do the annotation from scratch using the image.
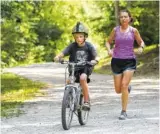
[119,12,131,25]
[73,33,85,45]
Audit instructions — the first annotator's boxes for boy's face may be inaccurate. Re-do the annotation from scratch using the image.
[73,33,85,46]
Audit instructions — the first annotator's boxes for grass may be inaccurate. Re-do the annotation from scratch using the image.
[1,73,47,118]
[94,44,159,78]
[134,45,159,78]
[94,56,112,75]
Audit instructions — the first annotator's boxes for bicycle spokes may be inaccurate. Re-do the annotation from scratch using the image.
[77,94,90,125]
[62,86,90,130]
[61,89,74,130]
[66,95,73,122]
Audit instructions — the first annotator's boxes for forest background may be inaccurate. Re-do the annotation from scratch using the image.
[1,0,159,68]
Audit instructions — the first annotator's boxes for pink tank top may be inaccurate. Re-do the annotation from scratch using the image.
[113,26,135,59]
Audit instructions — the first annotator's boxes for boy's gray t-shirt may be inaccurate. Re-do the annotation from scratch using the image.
[62,42,97,62]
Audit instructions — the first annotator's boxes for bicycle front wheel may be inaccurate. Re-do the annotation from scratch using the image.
[77,94,90,125]
[61,87,74,130]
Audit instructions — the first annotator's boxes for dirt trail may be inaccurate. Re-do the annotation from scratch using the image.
[1,62,159,134]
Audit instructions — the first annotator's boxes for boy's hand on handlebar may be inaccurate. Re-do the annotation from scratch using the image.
[54,53,64,62]
[91,60,98,65]
[54,56,61,62]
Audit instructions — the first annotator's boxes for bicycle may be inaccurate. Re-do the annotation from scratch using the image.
[60,60,94,130]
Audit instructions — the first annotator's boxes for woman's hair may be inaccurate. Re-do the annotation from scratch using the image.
[119,9,133,23]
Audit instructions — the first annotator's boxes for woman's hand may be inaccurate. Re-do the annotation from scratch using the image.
[137,46,144,54]
[107,49,113,57]
[135,45,144,55]
[134,46,144,55]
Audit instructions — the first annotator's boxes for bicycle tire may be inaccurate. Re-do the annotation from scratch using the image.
[61,87,74,130]
[77,94,89,125]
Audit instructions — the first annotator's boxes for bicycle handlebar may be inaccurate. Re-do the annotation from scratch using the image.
[60,59,95,66]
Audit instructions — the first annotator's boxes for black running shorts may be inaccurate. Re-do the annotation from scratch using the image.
[111,58,136,75]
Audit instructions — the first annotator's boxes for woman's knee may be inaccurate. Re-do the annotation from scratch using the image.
[121,82,129,90]
[115,89,121,94]
[114,86,121,94]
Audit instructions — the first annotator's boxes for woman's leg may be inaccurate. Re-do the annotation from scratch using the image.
[121,70,134,111]
[113,74,123,94]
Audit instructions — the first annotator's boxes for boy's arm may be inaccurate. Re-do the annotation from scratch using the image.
[54,43,73,62]
[90,45,99,64]
[54,53,64,62]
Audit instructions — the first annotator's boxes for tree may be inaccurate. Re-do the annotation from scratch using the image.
[1,1,158,67]
[115,1,119,26]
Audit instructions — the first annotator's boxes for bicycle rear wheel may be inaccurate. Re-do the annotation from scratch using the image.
[61,87,74,130]
[77,94,90,125]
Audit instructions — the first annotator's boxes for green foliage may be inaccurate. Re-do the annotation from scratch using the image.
[128,1,159,45]
[1,1,159,67]
[1,73,46,117]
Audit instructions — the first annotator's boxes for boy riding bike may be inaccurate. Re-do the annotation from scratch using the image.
[54,22,99,110]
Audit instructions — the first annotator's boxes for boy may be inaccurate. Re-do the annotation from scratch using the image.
[54,22,98,109]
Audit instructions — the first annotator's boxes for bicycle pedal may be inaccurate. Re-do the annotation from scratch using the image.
[82,106,90,111]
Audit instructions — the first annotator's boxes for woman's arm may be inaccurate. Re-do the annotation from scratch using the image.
[133,28,145,54]
[105,28,116,56]
[134,28,145,48]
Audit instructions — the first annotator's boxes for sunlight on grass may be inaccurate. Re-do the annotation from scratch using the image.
[1,73,46,118]
[143,44,159,53]
[94,52,112,74]
[137,61,144,68]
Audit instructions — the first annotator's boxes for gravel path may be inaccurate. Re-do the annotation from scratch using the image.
[1,62,159,134]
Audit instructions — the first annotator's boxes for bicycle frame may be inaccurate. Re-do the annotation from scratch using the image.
[64,62,81,111]
[61,60,93,130]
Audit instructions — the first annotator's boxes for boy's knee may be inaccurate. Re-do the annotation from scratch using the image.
[80,73,87,81]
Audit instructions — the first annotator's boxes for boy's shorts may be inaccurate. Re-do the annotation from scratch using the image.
[69,65,92,83]
[111,58,136,75]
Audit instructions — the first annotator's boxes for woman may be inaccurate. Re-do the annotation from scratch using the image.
[106,9,145,120]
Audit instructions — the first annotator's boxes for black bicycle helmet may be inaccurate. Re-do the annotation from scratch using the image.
[72,22,88,37]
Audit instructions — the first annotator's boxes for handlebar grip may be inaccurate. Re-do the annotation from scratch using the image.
[60,59,69,64]
[60,59,64,64]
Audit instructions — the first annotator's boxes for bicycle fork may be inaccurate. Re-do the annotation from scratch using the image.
[72,87,81,115]
[71,88,76,111]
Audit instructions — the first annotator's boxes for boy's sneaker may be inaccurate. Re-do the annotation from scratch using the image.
[128,85,132,93]
[83,102,90,111]
[119,110,127,120]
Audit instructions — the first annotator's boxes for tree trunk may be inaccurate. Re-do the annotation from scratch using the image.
[114,1,119,26]
[127,1,131,9]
